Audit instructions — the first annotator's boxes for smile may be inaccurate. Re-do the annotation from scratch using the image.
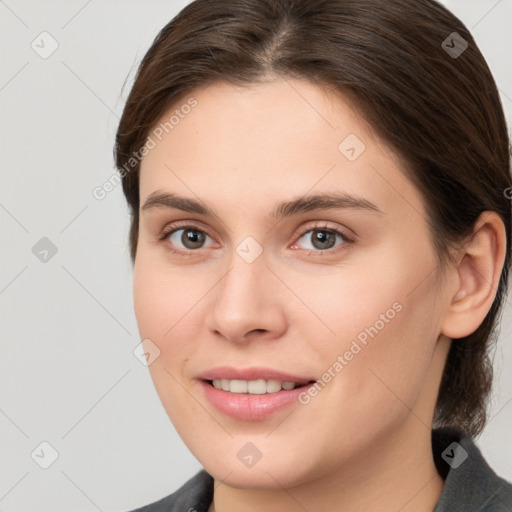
[199,368,316,420]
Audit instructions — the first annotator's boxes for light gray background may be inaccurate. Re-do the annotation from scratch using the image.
[1,1,511,511]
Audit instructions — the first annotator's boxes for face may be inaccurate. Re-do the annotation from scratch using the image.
[134,79,449,489]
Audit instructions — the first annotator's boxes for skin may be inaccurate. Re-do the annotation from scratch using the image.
[134,78,506,512]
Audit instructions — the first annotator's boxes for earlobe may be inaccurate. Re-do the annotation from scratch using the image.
[441,212,507,339]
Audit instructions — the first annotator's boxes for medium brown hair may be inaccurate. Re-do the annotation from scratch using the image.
[114,0,511,437]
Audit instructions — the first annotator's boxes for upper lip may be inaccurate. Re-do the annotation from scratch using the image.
[198,366,315,384]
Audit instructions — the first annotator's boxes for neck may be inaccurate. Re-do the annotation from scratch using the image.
[209,419,444,512]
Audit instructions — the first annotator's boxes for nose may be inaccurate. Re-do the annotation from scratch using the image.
[203,248,288,344]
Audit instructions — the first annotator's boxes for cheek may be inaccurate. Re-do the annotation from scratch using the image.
[132,257,207,424]
[133,252,215,383]
[133,253,197,340]
[294,241,441,409]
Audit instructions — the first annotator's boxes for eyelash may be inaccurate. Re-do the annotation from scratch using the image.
[158,221,354,257]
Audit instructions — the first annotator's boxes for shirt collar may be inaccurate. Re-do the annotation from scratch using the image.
[432,427,511,511]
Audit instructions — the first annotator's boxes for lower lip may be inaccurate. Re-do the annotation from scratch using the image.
[200,381,314,420]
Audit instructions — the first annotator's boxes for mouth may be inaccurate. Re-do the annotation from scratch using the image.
[198,368,316,420]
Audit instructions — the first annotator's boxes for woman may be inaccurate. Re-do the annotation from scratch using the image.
[115,0,512,510]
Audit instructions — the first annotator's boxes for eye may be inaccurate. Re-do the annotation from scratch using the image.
[158,222,352,257]
[161,225,214,253]
[292,225,351,253]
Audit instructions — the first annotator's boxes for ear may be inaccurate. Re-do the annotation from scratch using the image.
[441,211,507,339]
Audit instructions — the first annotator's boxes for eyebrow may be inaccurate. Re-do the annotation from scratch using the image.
[141,190,383,219]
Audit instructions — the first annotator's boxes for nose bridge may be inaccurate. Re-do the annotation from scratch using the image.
[205,237,286,341]
[217,240,269,315]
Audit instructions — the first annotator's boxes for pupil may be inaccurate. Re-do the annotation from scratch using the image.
[183,229,205,249]
[313,230,335,250]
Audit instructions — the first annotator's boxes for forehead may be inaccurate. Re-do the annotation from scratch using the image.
[139,79,427,223]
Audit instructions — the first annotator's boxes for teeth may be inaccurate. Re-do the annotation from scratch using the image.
[211,378,301,394]
[247,379,267,394]
[266,379,282,393]
[230,379,247,393]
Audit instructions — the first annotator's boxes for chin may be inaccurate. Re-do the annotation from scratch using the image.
[187,435,329,490]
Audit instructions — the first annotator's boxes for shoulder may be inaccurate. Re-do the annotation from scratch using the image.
[127,470,214,512]
[433,427,512,511]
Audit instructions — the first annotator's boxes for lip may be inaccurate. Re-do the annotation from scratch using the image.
[198,366,316,421]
